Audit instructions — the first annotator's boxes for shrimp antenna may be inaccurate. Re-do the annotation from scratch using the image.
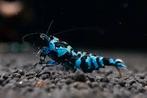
[22,32,41,43]
[22,19,54,43]
[46,19,54,35]
[53,26,101,36]
[22,20,54,42]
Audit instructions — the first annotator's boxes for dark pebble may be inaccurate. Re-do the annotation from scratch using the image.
[0,78,4,85]
[65,78,73,85]
[39,68,51,75]
[41,74,50,80]
[127,79,136,85]
[100,77,109,83]
[18,69,25,75]
[91,82,99,88]
[25,72,36,79]
[87,75,95,82]
[12,69,25,75]
[119,80,126,87]
[2,73,9,80]
[136,73,145,79]
[12,73,21,78]
[73,71,87,82]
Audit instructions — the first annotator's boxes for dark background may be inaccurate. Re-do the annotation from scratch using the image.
[0,0,146,50]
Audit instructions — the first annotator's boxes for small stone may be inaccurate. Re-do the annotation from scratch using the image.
[19,81,23,85]
[65,78,73,85]
[41,74,50,80]
[13,73,21,78]
[71,82,89,90]
[73,72,87,82]
[119,80,126,87]
[18,69,25,75]
[25,72,36,79]
[49,84,56,89]
[2,73,9,80]
[127,79,136,85]
[0,78,4,85]
[132,82,143,89]
[34,80,47,88]
[144,86,147,91]
[87,75,95,82]
[96,76,103,81]
[100,77,109,83]
[91,82,98,88]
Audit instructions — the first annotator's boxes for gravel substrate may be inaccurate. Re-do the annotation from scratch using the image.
[0,52,147,98]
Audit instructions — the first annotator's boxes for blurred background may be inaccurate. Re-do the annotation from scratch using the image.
[0,0,146,52]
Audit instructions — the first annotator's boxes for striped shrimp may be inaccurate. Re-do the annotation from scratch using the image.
[38,33,127,76]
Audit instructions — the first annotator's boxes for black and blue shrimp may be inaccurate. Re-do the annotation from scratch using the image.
[38,33,127,76]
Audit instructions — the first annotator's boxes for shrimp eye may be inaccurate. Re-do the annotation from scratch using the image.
[49,35,53,40]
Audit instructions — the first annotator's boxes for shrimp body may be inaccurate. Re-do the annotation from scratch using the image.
[39,33,127,73]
